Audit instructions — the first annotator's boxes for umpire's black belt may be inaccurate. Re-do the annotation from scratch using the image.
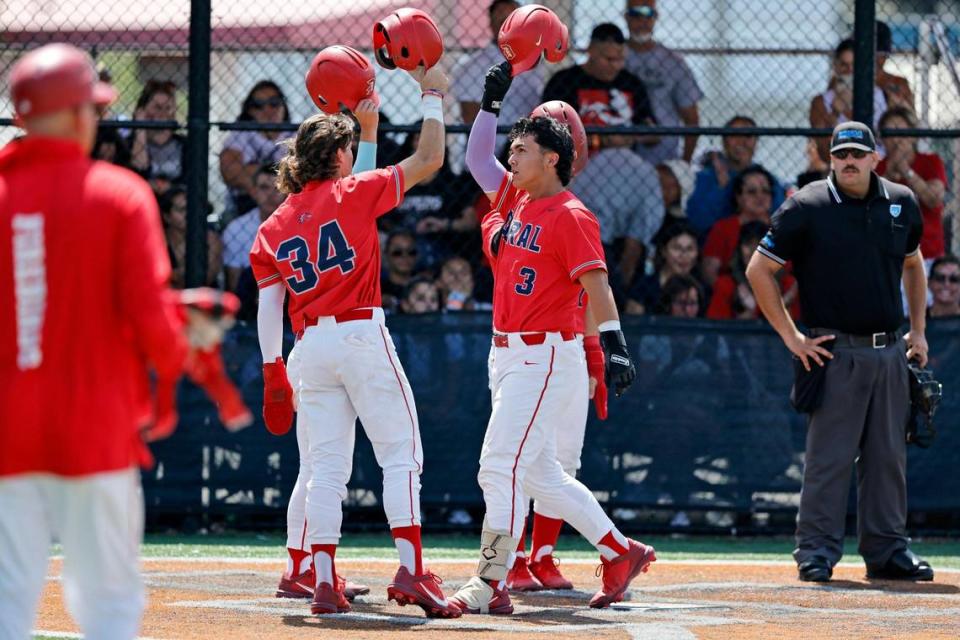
[810,328,903,349]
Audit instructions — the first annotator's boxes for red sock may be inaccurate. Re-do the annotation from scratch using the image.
[531,513,564,562]
[391,525,424,575]
[515,516,527,558]
[287,547,311,576]
[310,543,337,587]
[597,529,628,559]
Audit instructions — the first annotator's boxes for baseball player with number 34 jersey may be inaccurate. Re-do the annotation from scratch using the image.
[250,64,461,619]
[449,62,655,615]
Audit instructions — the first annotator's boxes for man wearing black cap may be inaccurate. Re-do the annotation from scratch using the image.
[746,121,934,583]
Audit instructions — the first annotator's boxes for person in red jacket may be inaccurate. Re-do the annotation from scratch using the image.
[876,106,948,261]
[0,43,223,640]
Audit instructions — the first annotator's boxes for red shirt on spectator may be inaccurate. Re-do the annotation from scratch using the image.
[702,215,743,268]
[0,138,187,477]
[877,152,948,259]
[707,272,800,320]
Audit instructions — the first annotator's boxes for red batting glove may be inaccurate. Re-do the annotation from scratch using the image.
[585,336,608,420]
[263,357,294,435]
[185,345,254,432]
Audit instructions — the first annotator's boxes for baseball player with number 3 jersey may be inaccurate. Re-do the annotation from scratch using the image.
[449,62,655,615]
[250,65,461,619]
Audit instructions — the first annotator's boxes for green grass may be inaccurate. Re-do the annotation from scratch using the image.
[107,532,960,568]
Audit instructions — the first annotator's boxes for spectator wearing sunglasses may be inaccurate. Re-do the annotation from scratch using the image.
[624,0,703,165]
[702,165,777,286]
[876,106,948,261]
[746,121,933,584]
[381,230,422,313]
[219,80,292,216]
[928,255,960,319]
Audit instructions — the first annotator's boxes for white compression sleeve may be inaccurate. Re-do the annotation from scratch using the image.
[257,283,285,361]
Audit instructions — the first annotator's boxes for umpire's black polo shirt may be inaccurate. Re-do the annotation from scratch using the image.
[757,171,922,335]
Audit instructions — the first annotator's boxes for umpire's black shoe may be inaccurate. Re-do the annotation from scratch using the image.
[866,549,934,581]
[797,556,832,582]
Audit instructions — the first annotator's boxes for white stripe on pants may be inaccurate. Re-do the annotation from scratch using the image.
[0,468,145,640]
[479,337,613,544]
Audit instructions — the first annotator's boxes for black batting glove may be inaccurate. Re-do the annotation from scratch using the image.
[481,62,513,116]
[600,329,636,397]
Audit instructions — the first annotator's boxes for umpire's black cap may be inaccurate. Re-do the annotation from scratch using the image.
[830,121,877,154]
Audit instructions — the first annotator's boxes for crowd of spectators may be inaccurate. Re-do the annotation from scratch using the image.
[85,0,955,325]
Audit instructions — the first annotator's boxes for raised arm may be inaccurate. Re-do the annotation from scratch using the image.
[465,62,513,200]
[397,66,450,191]
[352,98,379,173]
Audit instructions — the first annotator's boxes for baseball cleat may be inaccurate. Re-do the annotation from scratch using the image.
[338,574,370,601]
[310,581,351,615]
[276,568,315,599]
[450,576,514,615]
[506,556,543,591]
[589,540,656,609]
[387,567,462,618]
[528,555,574,590]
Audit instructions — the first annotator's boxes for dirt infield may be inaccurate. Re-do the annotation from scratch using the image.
[36,557,960,639]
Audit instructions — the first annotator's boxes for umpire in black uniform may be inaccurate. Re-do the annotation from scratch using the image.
[746,121,934,582]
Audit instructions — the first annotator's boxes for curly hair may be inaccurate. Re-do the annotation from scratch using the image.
[276,113,354,194]
[508,116,575,186]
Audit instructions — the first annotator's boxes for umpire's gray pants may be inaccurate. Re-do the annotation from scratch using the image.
[793,339,911,568]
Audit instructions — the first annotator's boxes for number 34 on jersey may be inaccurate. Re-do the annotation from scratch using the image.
[273,220,356,294]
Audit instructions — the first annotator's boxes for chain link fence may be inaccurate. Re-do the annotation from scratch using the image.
[2,0,959,320]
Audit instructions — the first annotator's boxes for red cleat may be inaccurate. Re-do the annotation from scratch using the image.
[387,567,462,618]
[450,576,514,615]
[276,568,315,599]
[311,581,351,615]
[528,555,574,590]
[505,556,543,591]
[337,574,370,601]
[589,539,656,608]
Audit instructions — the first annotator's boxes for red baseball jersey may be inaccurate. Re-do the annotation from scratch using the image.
[0,137,187,477]
[250,166,404,331]
[481,173,606,333]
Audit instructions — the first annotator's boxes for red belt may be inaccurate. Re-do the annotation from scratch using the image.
[299,308,375,336]
[493,331,576,348]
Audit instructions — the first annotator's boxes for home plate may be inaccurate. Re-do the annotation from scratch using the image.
[609,602,730,612]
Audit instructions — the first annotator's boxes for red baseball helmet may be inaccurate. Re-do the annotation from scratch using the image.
[305,45,378,114]
[10,43,117,122]
[532,100,588,176]
[373,8,444,71]
[497,4,569,77]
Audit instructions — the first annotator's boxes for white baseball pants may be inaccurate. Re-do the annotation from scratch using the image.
[487,342,589,522]
[479,333,614,544]
[292,309,423,545]
[0,468,145,640]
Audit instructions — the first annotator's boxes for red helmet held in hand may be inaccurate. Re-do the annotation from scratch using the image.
[305,45,378,114]
[498,4,569,77]
[373,8,444,71]
[532,100,588,176]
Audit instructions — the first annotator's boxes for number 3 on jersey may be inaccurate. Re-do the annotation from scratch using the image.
[276,221,355,294]
[515,266,536,296]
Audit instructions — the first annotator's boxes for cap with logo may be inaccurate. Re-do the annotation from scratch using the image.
[829,121,877,154]
[10,43,117,121]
